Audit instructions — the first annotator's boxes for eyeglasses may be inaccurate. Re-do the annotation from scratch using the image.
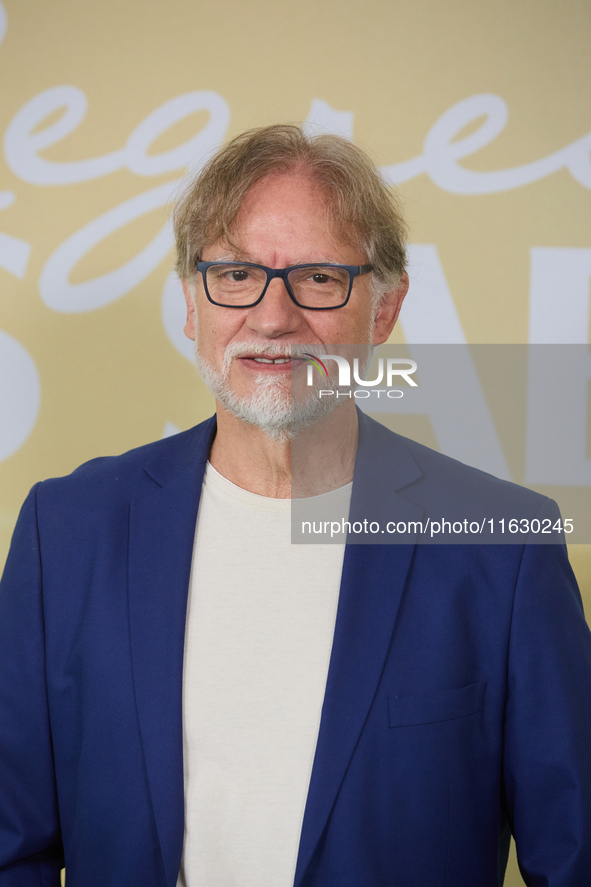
[196,261,373,310]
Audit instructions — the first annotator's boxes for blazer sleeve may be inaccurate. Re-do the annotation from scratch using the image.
[0,485,63,886]
[503,539,591,885]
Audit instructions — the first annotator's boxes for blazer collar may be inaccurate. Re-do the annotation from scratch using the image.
[143,415,216,488]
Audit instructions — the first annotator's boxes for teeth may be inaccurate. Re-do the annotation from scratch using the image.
[252,357,291,363]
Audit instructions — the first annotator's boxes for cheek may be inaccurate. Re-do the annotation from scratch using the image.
[196,308,244,357]
[312,312,370,344]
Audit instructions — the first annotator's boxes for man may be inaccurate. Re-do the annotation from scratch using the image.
[1,125,591,887]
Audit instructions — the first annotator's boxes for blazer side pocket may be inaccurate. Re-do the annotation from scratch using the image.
[388,681,486,727]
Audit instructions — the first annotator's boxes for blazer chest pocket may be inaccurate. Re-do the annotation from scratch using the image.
[387,680,486,727]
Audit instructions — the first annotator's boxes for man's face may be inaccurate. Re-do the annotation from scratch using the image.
[182,172,407,437]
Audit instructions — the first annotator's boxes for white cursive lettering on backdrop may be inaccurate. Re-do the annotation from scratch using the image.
[380,93,591,192]
[0,330,40,462]
[14,90,231,311]
[5,86,125,185]
[4,87,230,185]
[39,183,177,313]
[0,188,30,278]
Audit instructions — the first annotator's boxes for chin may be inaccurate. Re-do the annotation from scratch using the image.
[194,351,343,442]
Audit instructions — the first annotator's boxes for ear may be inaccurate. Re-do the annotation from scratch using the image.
[372,273,409,345]
[181,279,197,341]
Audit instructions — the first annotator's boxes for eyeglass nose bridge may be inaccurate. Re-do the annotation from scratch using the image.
[259,267,300,306]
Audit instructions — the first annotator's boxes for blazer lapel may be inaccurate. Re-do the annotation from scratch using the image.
[128,418,215,887]
[294,413,424,886]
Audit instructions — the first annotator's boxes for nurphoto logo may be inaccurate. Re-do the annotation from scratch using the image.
[303,354,418,400]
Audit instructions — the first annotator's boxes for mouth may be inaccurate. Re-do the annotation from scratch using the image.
[239,354,294,372]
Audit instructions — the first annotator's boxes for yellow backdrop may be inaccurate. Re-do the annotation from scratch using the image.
[1,2,590,884]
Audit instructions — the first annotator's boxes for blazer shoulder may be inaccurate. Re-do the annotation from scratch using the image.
[36,416,216,509]
[357,410,551,515]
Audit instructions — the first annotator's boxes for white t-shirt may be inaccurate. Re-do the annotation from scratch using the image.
[177,463,351,887]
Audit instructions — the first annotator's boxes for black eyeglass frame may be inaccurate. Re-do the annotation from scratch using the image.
[196,260,374,310]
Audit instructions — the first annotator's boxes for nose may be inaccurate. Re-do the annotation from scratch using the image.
[245,276,302,339]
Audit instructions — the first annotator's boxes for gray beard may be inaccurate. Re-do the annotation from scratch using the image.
[194,341,369,442]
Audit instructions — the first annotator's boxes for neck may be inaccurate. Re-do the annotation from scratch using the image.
[209,401,359,498]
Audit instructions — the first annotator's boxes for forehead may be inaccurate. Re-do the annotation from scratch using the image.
[238,171,326,214]
[224,172,364,262]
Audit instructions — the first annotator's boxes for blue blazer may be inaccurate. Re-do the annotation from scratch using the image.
[1,412,591,887]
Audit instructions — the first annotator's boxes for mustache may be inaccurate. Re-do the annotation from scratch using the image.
[220,342,330,373]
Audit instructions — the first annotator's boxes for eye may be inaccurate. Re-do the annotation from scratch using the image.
[311,272,332,284]
[224,268,250,282]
